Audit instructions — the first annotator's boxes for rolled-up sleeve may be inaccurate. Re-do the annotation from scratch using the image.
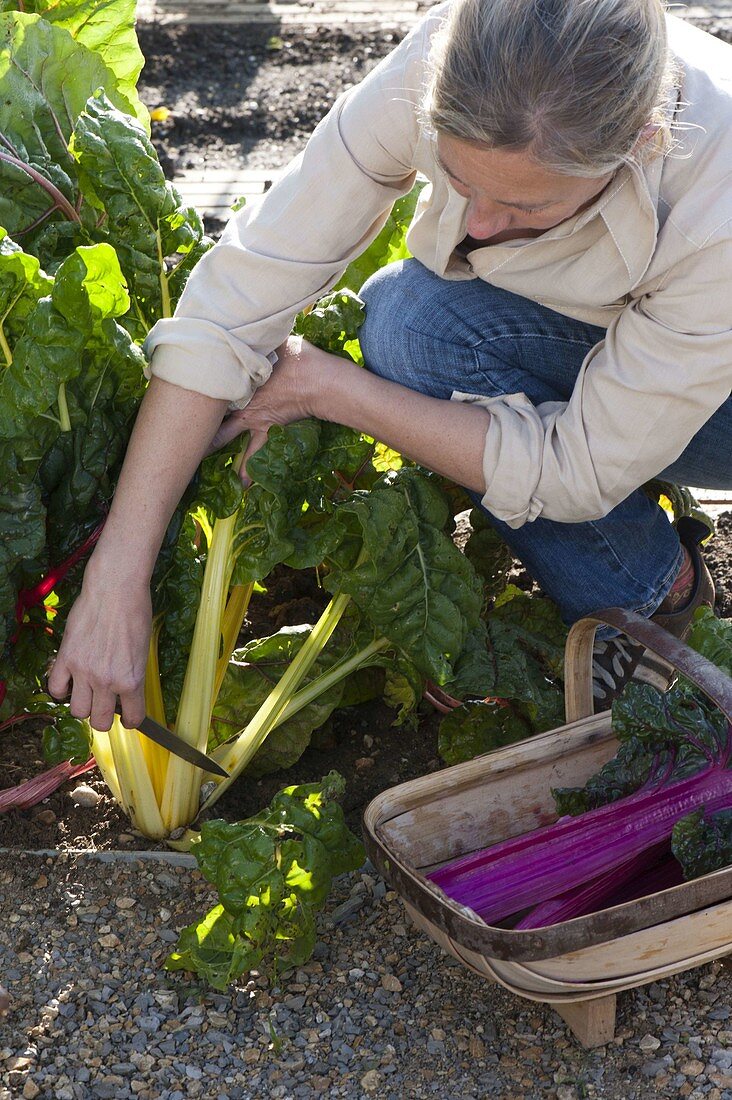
[143,17,432,405]
[454,238,732,528]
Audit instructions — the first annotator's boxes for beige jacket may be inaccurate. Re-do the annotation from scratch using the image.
[144,6,732,528]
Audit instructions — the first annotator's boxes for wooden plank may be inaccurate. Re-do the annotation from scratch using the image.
[514,901,732,984]
[174,169,280,180]
[554,997,616,1049]
[137,0,425,22]
[136,0,730,23]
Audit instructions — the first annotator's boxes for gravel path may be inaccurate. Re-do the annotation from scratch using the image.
[1,850,731,1099]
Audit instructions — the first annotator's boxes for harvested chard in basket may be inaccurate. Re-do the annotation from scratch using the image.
[429,610,732,928]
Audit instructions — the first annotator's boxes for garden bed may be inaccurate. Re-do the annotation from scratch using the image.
[2,511,731,854]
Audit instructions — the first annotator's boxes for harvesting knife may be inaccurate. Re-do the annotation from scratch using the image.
[116,706,229,777]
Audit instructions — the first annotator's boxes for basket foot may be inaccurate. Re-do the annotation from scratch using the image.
[554,994,616,1048]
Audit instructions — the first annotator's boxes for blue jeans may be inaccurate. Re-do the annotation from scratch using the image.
[359,259,732,626]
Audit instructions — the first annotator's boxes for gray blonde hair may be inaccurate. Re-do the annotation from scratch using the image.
[425,0,676,177]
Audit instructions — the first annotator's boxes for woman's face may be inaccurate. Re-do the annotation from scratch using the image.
[436,133,615,241]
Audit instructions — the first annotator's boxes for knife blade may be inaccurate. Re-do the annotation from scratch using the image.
[116,707,229,778]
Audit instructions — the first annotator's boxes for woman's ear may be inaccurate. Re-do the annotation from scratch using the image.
[631,122,663,155]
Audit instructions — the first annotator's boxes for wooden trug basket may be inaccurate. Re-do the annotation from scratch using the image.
[362,608,732,1048]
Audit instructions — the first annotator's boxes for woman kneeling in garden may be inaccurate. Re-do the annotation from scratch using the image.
[51,0,731,725]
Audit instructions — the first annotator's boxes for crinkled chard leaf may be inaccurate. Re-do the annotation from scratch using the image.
[326,468,486,686]
[0,230,53,350]
[42,712,92,765]
[612,681,726,765]
[553,616,732,818]
[211,611,384,775]
[293,289,365,358]
[685,606,732,679]
[672,808,732,879]
[40,406,128,560]
[383,657,424,728]
[166,773,364,990]
[153,515,204,724]
[438,699,533,767]
[464,508,513,602]
[0,455,46,654]
[234,419,371,583]
[481,585,566,728]
[0,242,134,439]
[335,182,425,294]
[71,92,212,332]
[552,735,660,816]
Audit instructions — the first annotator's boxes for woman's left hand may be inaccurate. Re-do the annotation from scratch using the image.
[207,335,339,480]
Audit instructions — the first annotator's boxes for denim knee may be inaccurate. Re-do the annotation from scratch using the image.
[359,259,486,398]
[360,259,427,385]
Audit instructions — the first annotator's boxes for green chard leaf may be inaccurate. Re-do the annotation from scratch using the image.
[0,451,47,654]
[234,419,372,584]
[0,611,57,719]
[672,809,732,880]
[550,620,726,818]
[335,182,425,294]
[153,515,204,724]
[382,657,424,728]
[464,508,514,602]
[71,92,212,332]
[685,606,732,679]
[2,0,149,128]
[293,290,365,359]
[211,610,384,775]
[0,12,135,254]
[326,467,485,687]
[42,710,93,765]
[0,229,53,354]
[482,585,566,729]
[438,700,532,767]
[166,773,364,990]
[0,242,135,440]
[552,736,660,816]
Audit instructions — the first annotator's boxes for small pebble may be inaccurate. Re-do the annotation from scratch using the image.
[381,974,402,993]
[360,1070,382,1093]
[69,784,102,808]
[680,1060,706,1077]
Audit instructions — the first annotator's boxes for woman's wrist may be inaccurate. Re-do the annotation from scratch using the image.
[309,353,364,425]
[83,539,156,592]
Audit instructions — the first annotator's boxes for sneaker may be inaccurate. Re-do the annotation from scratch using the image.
[592,635,675,711]
[591,516,716,713]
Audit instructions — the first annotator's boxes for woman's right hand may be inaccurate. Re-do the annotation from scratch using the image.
[47,556,152,732]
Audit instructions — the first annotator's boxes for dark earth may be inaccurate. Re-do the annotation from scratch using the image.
[2,15,731,853]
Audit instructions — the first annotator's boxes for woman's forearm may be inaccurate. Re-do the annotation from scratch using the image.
[88,376,230,585]
[49,376,230,727]
[314,357,490,494]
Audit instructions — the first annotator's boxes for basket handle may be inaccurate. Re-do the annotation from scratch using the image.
[564,607,732,724]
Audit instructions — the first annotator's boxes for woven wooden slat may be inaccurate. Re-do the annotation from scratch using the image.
[137,0,731,24]
[137,0,427,23]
